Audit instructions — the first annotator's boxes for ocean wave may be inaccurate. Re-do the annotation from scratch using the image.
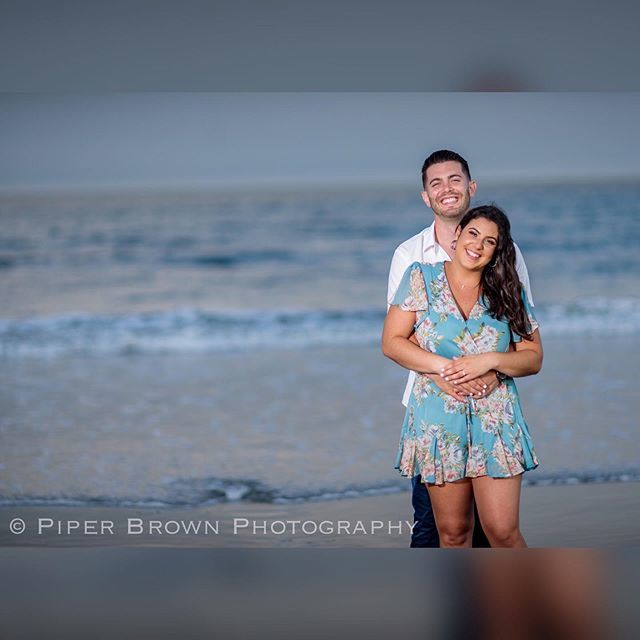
[1,298,639,357]
[1,470,638,508]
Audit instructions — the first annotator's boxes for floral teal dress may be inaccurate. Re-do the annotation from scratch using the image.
[391,261,540,485]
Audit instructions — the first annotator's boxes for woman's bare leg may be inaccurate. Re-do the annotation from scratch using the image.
[426,478,474,548]
[472,475,526,548]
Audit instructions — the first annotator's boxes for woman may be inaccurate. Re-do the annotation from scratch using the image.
[382,205,542,548]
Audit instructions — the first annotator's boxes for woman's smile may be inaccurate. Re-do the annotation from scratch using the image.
[464,247,481,261]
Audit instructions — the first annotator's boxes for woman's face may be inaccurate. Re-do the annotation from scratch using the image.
[455,216,499,271]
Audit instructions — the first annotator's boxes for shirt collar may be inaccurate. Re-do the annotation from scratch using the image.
[422,222,437,251]
[422,222,450,260]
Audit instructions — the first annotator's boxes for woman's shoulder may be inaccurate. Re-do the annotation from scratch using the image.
[404,260,443,272]
[414,260,444,280]
[399,261,439,285]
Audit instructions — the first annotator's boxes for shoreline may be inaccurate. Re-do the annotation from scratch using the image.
[1,481,638,548]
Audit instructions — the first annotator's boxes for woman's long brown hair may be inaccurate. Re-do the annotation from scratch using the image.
[458,205,533,339]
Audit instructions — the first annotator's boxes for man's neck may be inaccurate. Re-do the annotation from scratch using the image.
[433,216,464,259]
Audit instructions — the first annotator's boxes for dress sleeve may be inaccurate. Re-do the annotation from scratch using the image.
[512,286,540,343]
[390,262,429,311]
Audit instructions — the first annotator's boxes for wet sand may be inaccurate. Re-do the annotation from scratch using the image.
[1,337,637,504]
[2,337,638,550]
[1,481,638,548]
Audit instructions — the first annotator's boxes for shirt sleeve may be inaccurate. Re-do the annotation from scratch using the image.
[387,245,411,308]
[512,286,540,343]
[513,242,535,307]
[391,262,429,312]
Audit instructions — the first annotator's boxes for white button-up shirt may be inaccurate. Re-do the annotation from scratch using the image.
[387,222,534,407]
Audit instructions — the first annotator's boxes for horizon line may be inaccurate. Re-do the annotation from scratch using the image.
[1,172,639,198]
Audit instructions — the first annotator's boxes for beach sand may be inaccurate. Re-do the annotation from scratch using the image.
[2,337,638,549]
[1,481,638,548]
[1,337,637,503]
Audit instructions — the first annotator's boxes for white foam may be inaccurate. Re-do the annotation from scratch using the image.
[1,298,639,358]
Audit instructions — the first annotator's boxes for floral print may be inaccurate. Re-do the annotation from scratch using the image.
[396,422,467,486]
[454,323,502,353]
[415,315,444,353]
[391,261,539,485]
[396,265,430,312]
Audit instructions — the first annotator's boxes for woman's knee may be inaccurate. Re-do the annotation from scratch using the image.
[483,520,521,546]
[437,520,473,547]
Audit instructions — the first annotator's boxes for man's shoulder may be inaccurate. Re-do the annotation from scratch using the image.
[392,225,432,257]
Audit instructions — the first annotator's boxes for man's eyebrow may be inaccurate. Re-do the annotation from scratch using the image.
[428,173,462,185]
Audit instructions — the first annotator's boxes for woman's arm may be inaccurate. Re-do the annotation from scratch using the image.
[382,306,451,374]
[440,330,543,384]
[492,329,543,377]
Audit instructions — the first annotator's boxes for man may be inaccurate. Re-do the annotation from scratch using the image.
[386,149,534,548]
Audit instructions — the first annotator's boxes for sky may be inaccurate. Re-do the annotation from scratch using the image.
[1,93,639,192]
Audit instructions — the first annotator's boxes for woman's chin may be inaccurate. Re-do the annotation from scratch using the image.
[459,257,486,271]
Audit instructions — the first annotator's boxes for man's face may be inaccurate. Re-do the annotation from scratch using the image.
[421,160,477,220]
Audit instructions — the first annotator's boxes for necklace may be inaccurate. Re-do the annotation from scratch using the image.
[443,262,482,322]
[444,263,480,290]
[456,280,479,290]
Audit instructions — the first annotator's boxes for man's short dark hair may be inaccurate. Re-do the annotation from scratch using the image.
[421,150,471,189]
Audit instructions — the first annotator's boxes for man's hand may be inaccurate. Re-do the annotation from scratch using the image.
[430,373,468,402]
[464,370,500,398]
[431,371,499,401]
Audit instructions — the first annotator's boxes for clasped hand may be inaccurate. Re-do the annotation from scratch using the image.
[408,334,498,400]
[441,353,496,385]
[429,354,498,401]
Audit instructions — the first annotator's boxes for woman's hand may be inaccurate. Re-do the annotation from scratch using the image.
[440,353,497,385]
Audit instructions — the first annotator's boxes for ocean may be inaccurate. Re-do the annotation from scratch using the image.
[1,181,639,507]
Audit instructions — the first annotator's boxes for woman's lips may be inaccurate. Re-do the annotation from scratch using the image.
[465,248,481,260]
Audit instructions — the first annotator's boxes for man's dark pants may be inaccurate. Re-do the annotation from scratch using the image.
[410,475,491,548]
